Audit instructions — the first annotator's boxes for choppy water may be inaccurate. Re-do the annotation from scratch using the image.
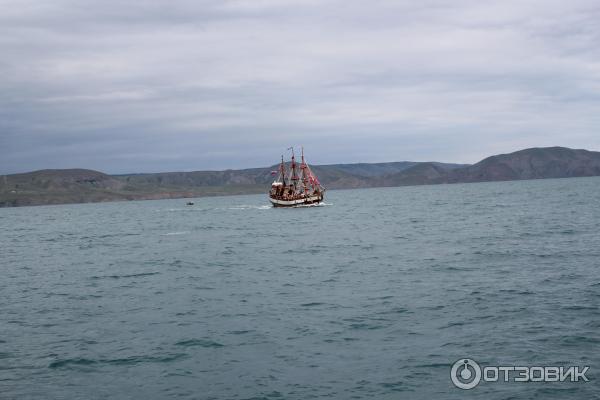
[2,177,600,399]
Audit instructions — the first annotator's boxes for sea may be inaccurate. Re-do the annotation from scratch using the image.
[1,177,599,399]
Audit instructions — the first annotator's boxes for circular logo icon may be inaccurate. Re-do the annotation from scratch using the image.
[451,358,481,389]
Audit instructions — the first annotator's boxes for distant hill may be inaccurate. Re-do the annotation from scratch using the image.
[378,162,450,186]
[447,147,600,183]
[315,161,467,181]
[379,147,600,186]
[0,169,129,207]
[1,147,599,207]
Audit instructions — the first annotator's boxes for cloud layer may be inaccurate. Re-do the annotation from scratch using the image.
[2,0,600,173]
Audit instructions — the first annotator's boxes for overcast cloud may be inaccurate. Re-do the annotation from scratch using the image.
[1,0,600,173]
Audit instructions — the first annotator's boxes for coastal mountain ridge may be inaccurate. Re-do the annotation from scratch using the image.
[2,146,599,207]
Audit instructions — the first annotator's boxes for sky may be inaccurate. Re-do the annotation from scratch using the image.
[1,0,600,174]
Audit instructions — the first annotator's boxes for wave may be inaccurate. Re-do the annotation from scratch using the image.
[174,339,224,348]
[300,302,326,307]
[90,272,160,280]
[49,353,188,369]
[227,205,271,210]
[286,202,333,208]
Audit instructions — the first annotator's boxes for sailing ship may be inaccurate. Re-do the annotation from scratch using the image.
[269,147,325,207]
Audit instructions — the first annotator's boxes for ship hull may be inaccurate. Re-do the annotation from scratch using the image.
[269,193,323,207]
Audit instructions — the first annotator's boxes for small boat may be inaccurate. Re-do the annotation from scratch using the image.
[269,147,325,207]
[186,201,194,205]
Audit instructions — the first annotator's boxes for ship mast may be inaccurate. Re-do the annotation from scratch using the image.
[280,155,287,186]
[290,147,299,192]
[300,146,308,193]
